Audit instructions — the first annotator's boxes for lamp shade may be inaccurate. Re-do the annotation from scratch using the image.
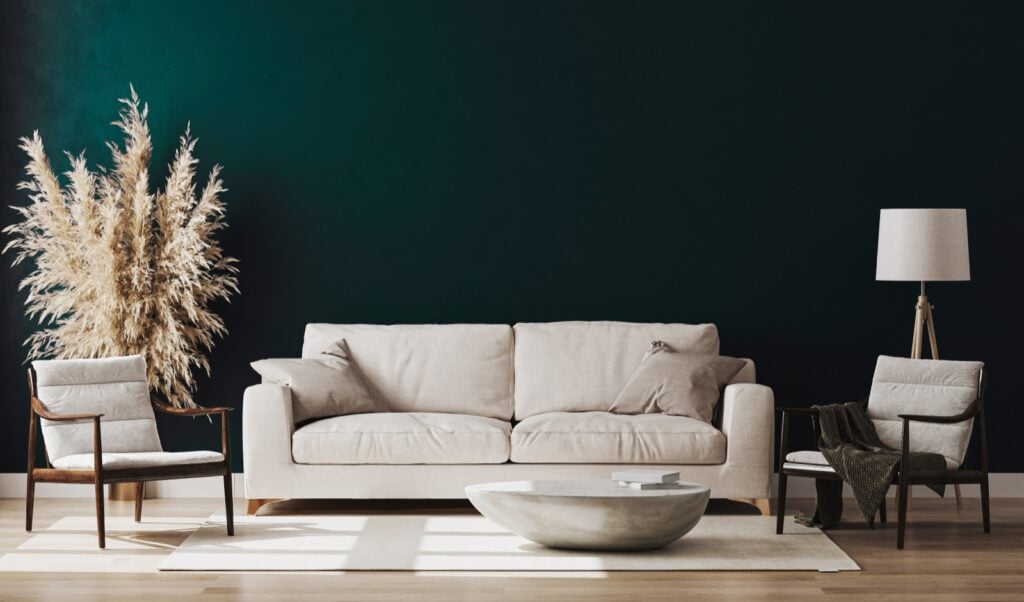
[876,209,970,281]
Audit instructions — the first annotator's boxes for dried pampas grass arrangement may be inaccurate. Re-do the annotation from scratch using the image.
[5,86,238,408]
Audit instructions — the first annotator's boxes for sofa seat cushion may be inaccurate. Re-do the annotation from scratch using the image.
[783,449,958,471]
[292,412,512,465]
[51,450,224,470]
[510,411,725,464]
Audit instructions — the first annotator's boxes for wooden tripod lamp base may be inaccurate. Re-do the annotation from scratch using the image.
[911,291,939,360]
[906,286,962,506]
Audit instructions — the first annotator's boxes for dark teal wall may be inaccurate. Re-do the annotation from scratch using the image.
[2,1,1022,472]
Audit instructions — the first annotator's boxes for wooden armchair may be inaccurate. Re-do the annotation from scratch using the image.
[775,355,989,549]
[26,355,235,548]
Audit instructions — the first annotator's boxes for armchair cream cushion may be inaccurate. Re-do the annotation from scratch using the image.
[785,449,958,471]
[33,355,162,464]
[867,355,983,468]
[51,450,224,470]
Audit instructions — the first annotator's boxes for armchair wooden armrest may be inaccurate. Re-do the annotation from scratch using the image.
[898,402,979,425]
[151,398,233,416]
[29,397,104,479]
[150,398,232,455]
[776,405,819,414]
[30,397,103,422]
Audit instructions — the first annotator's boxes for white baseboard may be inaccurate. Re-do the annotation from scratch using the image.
[2,473,1022,499]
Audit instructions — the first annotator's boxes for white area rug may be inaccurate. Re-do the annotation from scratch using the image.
[159,514,859,572]
[0,513,858,573]
[0,516,202,573]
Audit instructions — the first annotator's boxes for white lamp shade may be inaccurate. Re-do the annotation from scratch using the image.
[876,209,970,282]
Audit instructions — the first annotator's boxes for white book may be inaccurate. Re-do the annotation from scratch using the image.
[618,481,682,490]
[611,469,680,484]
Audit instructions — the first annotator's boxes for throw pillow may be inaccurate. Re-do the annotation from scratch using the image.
[609,340,746,423]
[251,339,385,424]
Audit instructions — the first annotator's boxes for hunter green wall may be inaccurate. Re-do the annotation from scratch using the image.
[2,1,1022,471]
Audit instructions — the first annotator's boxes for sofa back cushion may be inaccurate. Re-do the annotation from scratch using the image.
[302,324,514,420]
[867,355,983,468]
[513,321,726,420]
[33,355,162,463]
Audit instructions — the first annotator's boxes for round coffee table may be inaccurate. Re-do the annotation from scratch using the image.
[465,479,710,551]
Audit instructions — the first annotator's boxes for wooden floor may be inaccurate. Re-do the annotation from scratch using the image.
[0,496,1021,601]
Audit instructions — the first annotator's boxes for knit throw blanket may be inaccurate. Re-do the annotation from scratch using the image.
[799,401,946,529]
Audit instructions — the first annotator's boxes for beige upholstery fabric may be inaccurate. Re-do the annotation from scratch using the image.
[609,341,747,423]
[51,450,224,470]
[240,322,776,501]
[292,412,511,465]
[32,356,162,463]
[241,380,776,500]
[513,321,721,420]
[302,324,514,420]
[251,339,386,424]
[867,356,983,468]
[785,449,958,471]
[243,384,295,487]
[510,411,725,464]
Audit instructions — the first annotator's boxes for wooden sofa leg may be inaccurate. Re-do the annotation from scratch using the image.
[247,499,275,515]
[732,498,772,517]
[134,481,144,522]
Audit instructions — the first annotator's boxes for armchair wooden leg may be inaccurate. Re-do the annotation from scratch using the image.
[25,475,35,532]
[879,495,887,524]
[981,477,991,533]
[897,476,909,549]
[775,474,788,534]
[134,482,144,522]
[223,474,235,536]
[95,480,106,549]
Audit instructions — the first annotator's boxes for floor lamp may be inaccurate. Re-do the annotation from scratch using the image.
[876,208,971,503]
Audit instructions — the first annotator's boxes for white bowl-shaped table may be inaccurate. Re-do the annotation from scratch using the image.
[465,480,710,551]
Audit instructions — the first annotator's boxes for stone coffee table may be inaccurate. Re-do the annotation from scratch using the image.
[465,479,710,551]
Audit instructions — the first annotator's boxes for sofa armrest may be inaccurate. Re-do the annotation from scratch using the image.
[720,383,775,497]
[242,384,295,493]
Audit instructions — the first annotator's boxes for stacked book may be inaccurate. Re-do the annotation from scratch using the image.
[612,469,682,490]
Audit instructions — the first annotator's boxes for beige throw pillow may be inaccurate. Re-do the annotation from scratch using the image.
[609,341,746,423]
[251,339,385,424]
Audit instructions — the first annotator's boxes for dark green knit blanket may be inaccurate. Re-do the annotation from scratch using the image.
[800,401,946,529]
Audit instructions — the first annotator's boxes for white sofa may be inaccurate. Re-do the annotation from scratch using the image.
[243,321,775,515]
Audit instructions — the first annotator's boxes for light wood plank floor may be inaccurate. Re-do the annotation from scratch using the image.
[0,496,1021,601]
